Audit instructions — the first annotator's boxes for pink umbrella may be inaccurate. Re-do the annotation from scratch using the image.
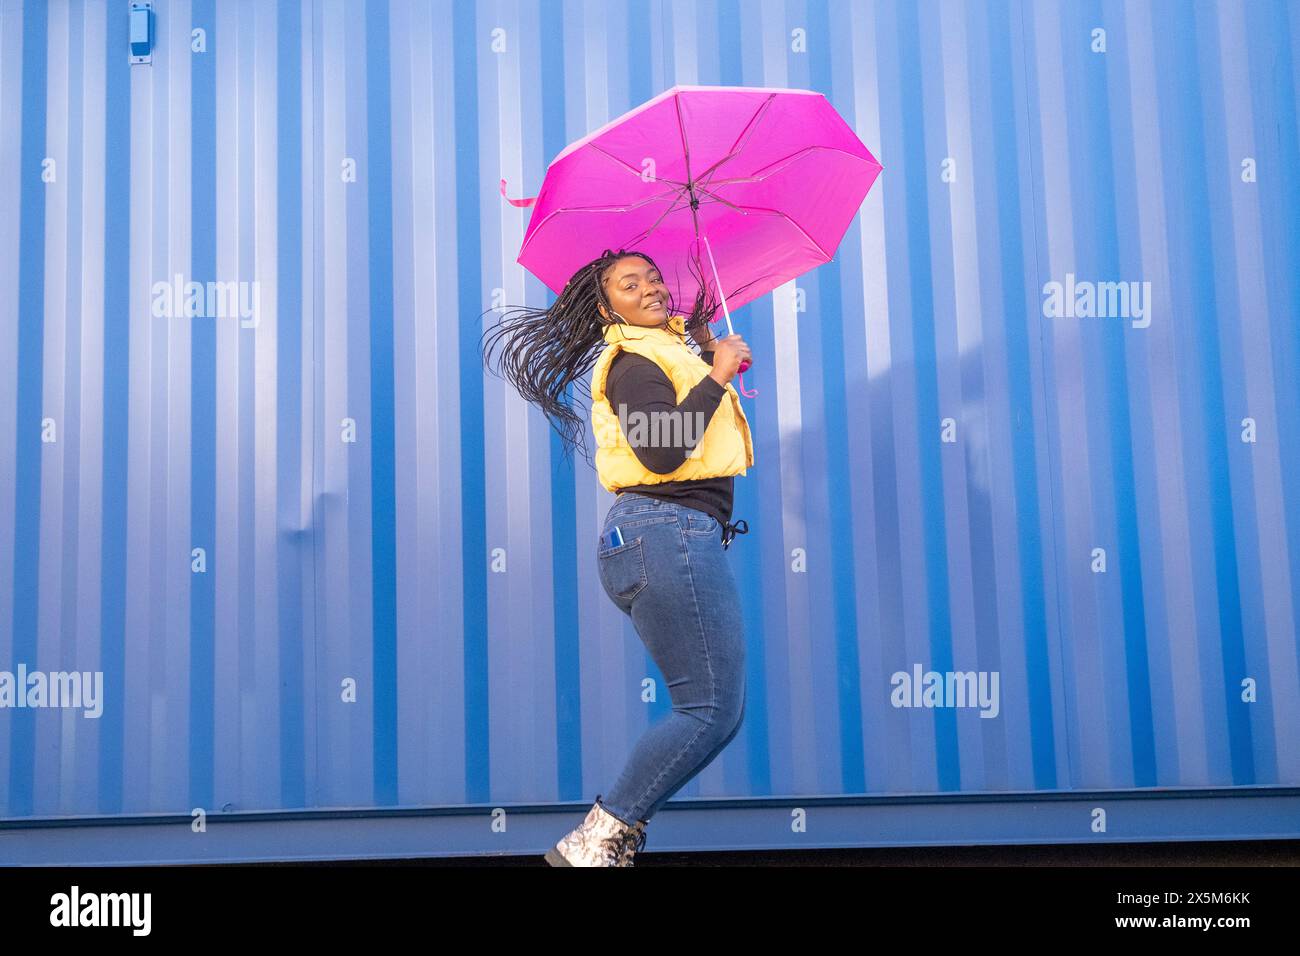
[502,84,883,397]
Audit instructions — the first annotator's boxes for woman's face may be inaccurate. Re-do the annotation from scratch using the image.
[599,256,669,328]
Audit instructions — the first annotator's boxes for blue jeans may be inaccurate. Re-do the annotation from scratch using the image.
[594,492,747,826]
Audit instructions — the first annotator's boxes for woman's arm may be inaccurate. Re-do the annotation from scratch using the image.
[606,352,725,474]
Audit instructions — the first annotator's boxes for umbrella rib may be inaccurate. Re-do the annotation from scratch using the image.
[618,192,695,247]
[701,144,881,188]
[692,149,741,190]
[546,199,676,215]
[693,93,778,191]
[518,187,691,262]
[515,189,689,260]
[544,184,686,215]
[673,93,701,237]
[607,181,824,249]
[552,140,702,213]
[691,184,748,214]
[709,203,831,260]
[586,141,666,183]
[585,140,695,190]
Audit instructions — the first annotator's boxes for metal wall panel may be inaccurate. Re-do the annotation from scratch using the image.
[1,0,1296,857]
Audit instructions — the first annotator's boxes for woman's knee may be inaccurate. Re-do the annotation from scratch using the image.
[713,685,745,744]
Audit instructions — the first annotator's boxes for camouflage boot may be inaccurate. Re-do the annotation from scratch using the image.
[544,794,648,867]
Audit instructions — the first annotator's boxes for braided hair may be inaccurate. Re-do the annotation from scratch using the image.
[480,244,726,467]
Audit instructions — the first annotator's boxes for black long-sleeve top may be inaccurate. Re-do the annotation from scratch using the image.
[604,346,735,526]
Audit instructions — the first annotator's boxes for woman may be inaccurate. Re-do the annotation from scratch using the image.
[480,246,754,866]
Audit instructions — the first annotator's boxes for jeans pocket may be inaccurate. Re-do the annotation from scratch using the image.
[597,537,649,603]
[680,512,719,537]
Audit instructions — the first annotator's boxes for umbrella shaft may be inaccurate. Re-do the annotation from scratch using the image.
[701,234,735,337]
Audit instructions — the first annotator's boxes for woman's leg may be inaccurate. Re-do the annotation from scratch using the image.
[595,504,746,826]
[633,669,745,822]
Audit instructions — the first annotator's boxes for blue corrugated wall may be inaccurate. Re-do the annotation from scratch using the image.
[1,0,1297,853]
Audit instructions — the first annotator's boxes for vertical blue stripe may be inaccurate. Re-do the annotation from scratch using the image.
[1191,3,1272,772]
[627,0,654,108]
[190,0,217,812]
[365,0,398,805]
[453,0,489,804]
[957,3,1006,775]
[992,0,1057,789]
[537,0,583,802]
[1064,1,1156,784]
[61,6,85,657]
[8,0,48,818]
[310,0,325,810]
[277,0,307,808]
[236,5,256,765]
[718,1,772,796]
[1155,0,1253,783]
[1248,0,1300,683]
[98,0,130,815]
[895,0,959,790]
[805,0,866,794]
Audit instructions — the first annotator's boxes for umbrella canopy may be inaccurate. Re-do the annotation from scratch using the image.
[503,84,883,395]
[501,83,878,395]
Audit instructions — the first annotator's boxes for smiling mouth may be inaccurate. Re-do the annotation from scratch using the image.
[645,301,664,311]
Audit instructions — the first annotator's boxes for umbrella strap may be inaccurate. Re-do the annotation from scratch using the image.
[500,178,536,208]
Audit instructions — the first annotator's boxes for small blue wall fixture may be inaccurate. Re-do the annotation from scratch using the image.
[129,2,152,64]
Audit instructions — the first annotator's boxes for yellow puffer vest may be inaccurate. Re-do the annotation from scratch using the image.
[590,313,754,493]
